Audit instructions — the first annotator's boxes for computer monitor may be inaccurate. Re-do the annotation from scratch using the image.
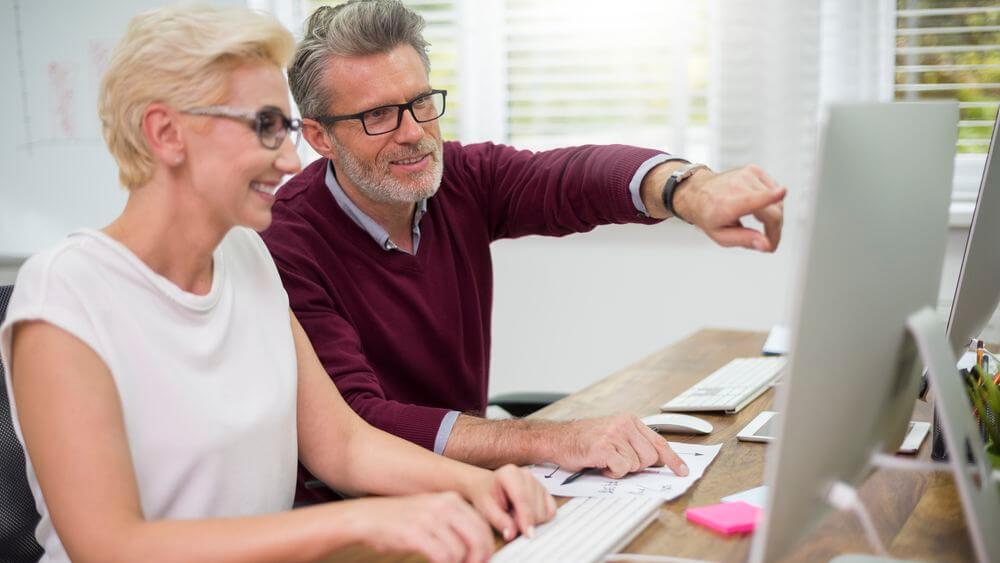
[750,102,959,562]
[946,109,1000,356]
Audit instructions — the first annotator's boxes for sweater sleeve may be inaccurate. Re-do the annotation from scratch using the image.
[266,237,451,452]
[450,142,670,241]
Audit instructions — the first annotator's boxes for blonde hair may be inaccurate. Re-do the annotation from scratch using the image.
[99,4,295,190]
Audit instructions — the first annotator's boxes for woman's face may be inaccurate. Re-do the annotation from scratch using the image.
[182,62,301,232]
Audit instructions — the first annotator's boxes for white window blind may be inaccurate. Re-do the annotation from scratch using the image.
[302,0,462,139]
[502,0,710,158]
[710,0,821,202]
[894,1,1000,205]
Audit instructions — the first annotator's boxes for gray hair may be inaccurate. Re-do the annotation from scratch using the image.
[289,0,431,119]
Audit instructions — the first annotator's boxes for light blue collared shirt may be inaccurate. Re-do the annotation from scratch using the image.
[324,154,684,453]
[325,162,427,254]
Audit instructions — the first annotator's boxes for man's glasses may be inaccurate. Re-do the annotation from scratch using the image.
[181,105,302,150]
[313,89,447,136]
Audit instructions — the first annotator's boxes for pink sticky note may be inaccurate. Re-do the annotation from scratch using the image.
[685,501,762,535]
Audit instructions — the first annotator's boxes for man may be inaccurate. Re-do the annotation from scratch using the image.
[263,0,786,503]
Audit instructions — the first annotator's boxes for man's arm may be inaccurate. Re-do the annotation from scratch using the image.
[442,413,689,479]
[462,142,786,252]
[639,162,787,252]
[466,143,669,241]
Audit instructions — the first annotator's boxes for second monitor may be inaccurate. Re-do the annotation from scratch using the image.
[750,102,959,563]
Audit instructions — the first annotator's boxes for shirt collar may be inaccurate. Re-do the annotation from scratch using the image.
[324,161,427,254]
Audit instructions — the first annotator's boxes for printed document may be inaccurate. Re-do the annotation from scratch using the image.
[530,442,722,501]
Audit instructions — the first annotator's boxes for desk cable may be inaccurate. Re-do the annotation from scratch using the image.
[826,481,889,558]
[608,455,972,563]
[826,452,958,558]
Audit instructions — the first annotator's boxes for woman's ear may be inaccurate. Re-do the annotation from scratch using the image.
[142,102,186,167]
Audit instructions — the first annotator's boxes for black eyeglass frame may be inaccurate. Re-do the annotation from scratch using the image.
[181,105,303,150]
[311,89,448,136]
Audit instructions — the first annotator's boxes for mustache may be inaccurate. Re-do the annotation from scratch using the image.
[381,138,440,163]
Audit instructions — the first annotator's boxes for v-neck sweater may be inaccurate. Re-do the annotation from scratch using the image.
[262,141,664,501]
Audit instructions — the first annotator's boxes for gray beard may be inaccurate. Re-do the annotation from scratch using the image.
[330,135,443,204]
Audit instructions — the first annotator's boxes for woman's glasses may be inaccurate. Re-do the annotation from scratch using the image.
[182,105,302,149]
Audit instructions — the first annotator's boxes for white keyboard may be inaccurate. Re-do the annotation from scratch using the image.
[491,496,662,563]
[660,357,787,414]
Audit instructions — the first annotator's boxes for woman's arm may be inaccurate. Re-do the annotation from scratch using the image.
[11,320,493,563]
[291,312,556,540]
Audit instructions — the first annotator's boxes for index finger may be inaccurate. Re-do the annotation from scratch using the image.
[448,501,495,562]
[637,423,689,477]
[476,491,517,542]
[754,199,783,251]
[750,165,780,191]
[493,471,543,539]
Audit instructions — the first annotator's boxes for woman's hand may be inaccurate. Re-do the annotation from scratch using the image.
[346,493,494,563]
[462,464,556,541]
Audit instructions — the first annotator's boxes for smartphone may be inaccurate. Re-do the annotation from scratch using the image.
[897,421,931,454]
[737,411,932,454]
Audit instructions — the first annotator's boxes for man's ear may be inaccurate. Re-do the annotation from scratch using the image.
[141,102,186,167]
[301,119,338,160]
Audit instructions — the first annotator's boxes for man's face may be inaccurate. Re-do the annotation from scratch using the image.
[319,44,444,204]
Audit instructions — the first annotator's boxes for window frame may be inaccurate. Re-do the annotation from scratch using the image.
[890,2,999,227]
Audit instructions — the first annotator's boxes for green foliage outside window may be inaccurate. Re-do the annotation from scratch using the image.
[896,1,1000,153]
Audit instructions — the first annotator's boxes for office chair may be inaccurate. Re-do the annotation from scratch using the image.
[0,284,44,562]
[488,391,567,418]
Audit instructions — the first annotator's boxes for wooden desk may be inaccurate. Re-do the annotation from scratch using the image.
[532,329,973,563]
[326,329,973,562]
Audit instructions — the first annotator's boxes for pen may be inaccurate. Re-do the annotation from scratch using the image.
[561,467,597,486]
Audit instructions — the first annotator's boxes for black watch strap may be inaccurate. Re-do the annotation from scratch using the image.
[661,162,706,223]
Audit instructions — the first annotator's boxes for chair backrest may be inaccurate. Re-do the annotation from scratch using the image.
[0,284,44,562]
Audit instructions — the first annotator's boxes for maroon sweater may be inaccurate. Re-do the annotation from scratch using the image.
[262,141,663,500]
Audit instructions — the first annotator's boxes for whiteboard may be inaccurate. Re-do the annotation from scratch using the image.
[0,0,241,257]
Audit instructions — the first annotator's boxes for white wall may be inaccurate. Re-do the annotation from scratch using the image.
[0,225,993,395]
[487,225,988,398]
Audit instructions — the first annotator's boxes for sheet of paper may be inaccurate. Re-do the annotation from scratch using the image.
[721,485,768,509]
[530,442,723,501]
[762,325,789,355]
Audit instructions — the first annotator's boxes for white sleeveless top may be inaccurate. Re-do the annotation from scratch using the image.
[0,228,298,562]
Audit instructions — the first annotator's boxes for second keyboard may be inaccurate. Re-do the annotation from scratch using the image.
[660,357,787,414]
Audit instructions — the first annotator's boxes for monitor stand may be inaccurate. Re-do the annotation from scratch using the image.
[907,307,999,563]
[830,308,999,563]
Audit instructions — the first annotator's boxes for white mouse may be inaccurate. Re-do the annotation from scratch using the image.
[641,413,713,435]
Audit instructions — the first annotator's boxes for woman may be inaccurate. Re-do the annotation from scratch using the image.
[0,5,553,563]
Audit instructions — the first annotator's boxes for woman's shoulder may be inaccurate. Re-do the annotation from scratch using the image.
[12,231,109,303]
[2,232,119,366]
[220,227,273,267]
[219,227,285,292]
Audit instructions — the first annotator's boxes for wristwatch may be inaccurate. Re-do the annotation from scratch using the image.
[662,162,708,223]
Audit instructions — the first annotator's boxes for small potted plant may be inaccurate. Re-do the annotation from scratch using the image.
[965,365,1000,485]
